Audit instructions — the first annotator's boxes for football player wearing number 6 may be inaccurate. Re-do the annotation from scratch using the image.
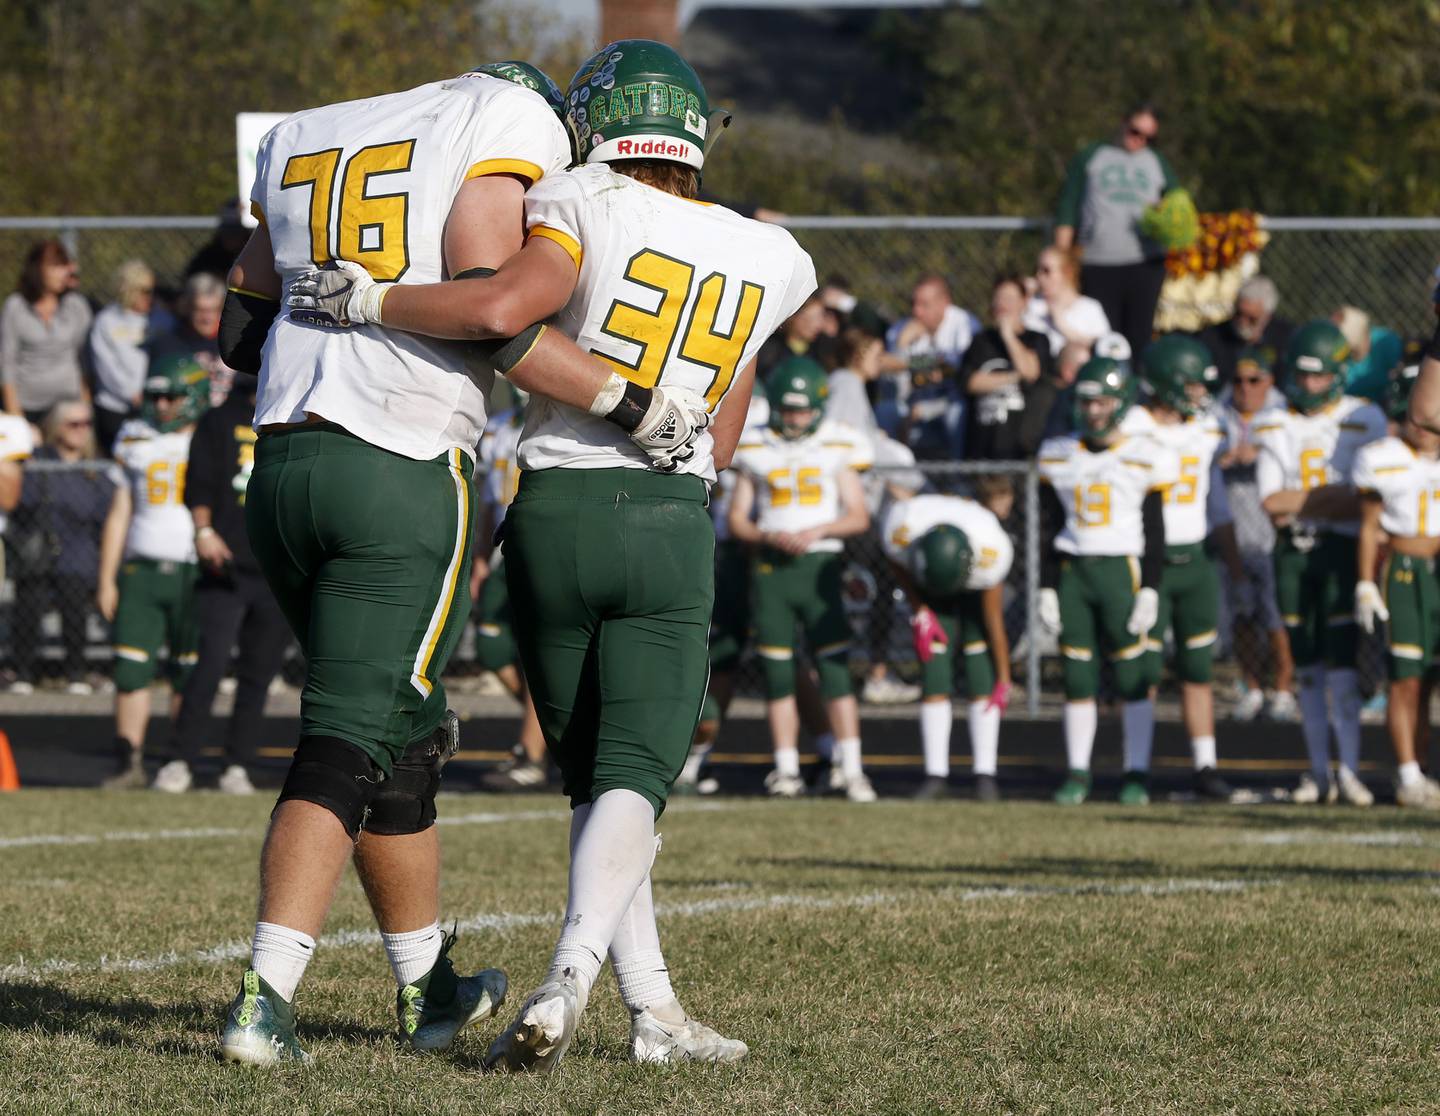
[1351,369,1440,808]
[1254,321,1386,806]
[1037,357,1177,806]
[285,41,816,1070]
[216,61,712,1067]
[97,353,208,790]
[729,358,876,803]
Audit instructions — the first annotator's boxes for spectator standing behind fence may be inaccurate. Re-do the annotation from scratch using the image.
[964,275,1056,461]
[185,200,252,282]
[148,273,236,408]
[9,401,116,695]
[151,374,290,796]
[1200,276,1292,388]
[1,240,93,425]
[1333,305,1403,405]
[756,293,831,383]
[89,260,174,455]
[1215,347,1296,722]
[882,274,978,460]
[1024,247,1110,358]
[1054,104,1178,362]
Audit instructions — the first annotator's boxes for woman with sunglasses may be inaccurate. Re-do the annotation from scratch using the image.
[1025,246,1110,358]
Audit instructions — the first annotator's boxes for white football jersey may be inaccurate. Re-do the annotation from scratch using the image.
[1124,407,1227,546]
[114,420,196,564]
[516,164,818,481]
[478,408,524,528]
[711,395,771,544]
[1038,432,1180,557]
[881,494,1013,591]
[730,419,873,553]
[1352,437,1440,538]
[251,74,571,462]
[0,413,34,535]
[1253,396,1386,537]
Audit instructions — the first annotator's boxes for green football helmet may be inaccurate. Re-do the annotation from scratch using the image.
[1139,334,1218,418]
[1388,362,1421,421]
[467,61,567,121]
[1071,357,1136,441]
[567,40,731,171]
[1282,320,1350,414]
[1235,342,1277,381]
[142,352,210,432]
[910,524,972,599]
[766,356,829,439]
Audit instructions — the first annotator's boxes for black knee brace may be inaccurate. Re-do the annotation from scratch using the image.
[276,735,385,838]
[364,712,459,836]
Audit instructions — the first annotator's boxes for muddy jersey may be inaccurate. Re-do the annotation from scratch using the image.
[1253,396,1386,537]
[1038,432,1180,557]
[881,494,1013,591]
[1352,436,1440,538]
[731,419,873,553]
[114,420,196,563]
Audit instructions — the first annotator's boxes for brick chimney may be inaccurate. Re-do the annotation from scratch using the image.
[600,0,679,46]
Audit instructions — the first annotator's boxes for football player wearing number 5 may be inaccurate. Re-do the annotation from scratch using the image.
[1125,335,1249,801]
[729,358,876,803]
[1254,321,1386,805]
[880,493,1013,801]
[1037,357,1177,806]
[286,42,816,1070]
[97,354,208,790]
[1352,378,1440,808]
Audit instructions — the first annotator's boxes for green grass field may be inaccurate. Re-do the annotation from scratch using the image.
[3,790,1439,1115]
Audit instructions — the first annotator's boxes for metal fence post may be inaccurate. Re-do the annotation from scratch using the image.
[1024,463,1040,718]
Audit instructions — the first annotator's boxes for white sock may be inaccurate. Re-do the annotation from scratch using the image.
[1064,702,1097,771]
[1297,667,1332,779]
[381,921,444,989]
[1326,669,1362,773]
[814,732,836,760]
[548,789,657,1007]
[250,921,315,1003]
[920,700,953,777]
[1121,700,1154,773]
[1399,760,1424,787]
[967,699,1000,777]
[774,746,800,778]
[679,742,711,783]
[608,867,677,1015]
[1191,735,1217,771]
[836,736,863,780]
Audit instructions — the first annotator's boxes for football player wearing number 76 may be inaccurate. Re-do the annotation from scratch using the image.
[287,40,817,1070]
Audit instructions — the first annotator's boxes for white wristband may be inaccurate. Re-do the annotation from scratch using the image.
[353,282,389,325]
[588,371,629,417]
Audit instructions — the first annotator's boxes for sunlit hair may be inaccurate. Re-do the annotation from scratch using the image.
[179,272,225,319]
[114,259,154,312]
[41,398,97,458]
[608,159,700,200]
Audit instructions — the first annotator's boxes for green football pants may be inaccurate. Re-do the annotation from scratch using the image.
[752,548,854,701]
[1146,543,1219,686]
[246,425,474,773]
[1058,555,1149,702]
[504,467,713,817]
[474,553,517,671]
[111,558,198,693]
[1274,531,1357,669]
[919,591,996,700]
[1382,553,1440,680]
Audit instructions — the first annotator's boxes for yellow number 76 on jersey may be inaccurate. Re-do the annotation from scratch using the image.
[596,249,765,411]
[282,141,416,282]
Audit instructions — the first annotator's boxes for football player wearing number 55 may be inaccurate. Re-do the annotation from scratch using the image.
[285,41,816,1071]
[1253,321,1386,806]
[1037,357,1177,806]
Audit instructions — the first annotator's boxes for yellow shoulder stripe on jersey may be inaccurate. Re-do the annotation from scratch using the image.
[1038,458,1068,466]
[528,225,583,272]
[466,158,545,186]
[227,285,279,302]
[1120,459,1152,469]
[1370,465,1409,475]
[851,463,872,472]
[821,442,855,449]
[249,201,266,227]
[1,451,29,462]
[1251,424,1281,434]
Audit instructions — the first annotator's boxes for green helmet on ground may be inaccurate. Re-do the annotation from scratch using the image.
[766,356,829,439]
[467,61,567,121]
[1282,320,1350,413]
[567,40,730,171]
[1071,356,1135,440]
[910,524,972,599]
[1388,362,1421,421]
[1140,334,1218,418]
[142,352,210,432]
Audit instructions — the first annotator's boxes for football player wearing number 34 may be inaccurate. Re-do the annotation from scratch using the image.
[286,41,817,1071]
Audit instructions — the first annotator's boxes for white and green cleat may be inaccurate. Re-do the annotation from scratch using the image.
[397,933,507,1052]
[220,969,312,1066]
[630,1008,749,1064]
[483,969,582,1074]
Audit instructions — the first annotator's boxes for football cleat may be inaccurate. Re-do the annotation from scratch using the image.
[397,932,507,1052]
[151,759,193,794]
[484,970,581,1074]
[480,758,548,793]
[912,774,952,801]
[1117,771,1151,806]
[1192,767,1235,801]
[844,772,878,803]
[1231,688,1266,722]
[102,751,147,791]
[1335,765,1374,807]
[860,674,922,705]
[764,769,806,799]
[220,969,312,1066]
[630,1007,749,1064]
[1291,771,1334,805]
[1053,769,1091,806]
[1395,775,1440,809]
[974,773,1001,803]
[218,764,257,796]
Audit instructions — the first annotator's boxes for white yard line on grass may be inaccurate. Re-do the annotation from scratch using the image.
[0,878,1272,983]
[1244,830,1435,848]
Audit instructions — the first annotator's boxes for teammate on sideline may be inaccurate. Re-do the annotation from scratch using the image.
[287,40,816,1070]
[97,354,208,789]
[216,62,710,1065]
[1352,364,1440,807]
[728,357,876,802]
[1254,320,1387,805]
[1037,357,1177,805]
[881,490,1013,800]
[1126,335,1251,800]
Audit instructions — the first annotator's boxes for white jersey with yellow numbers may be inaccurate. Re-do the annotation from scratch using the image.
[1253,396,1387,537]
[712,395,771,544]
[114,420,196,564]
[1352,437,1440,538]
[1122,406,1227,546]
[730,419,873,553]
[1038,433,1180,557]
[880,495,1013,591]
[0,413,34,535]
[516,164,818,481]
[250,74,571,462]
[478,408,524,529]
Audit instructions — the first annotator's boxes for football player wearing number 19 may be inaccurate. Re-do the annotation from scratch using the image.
[214,62,710,1067]
[286,41,817,1070]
